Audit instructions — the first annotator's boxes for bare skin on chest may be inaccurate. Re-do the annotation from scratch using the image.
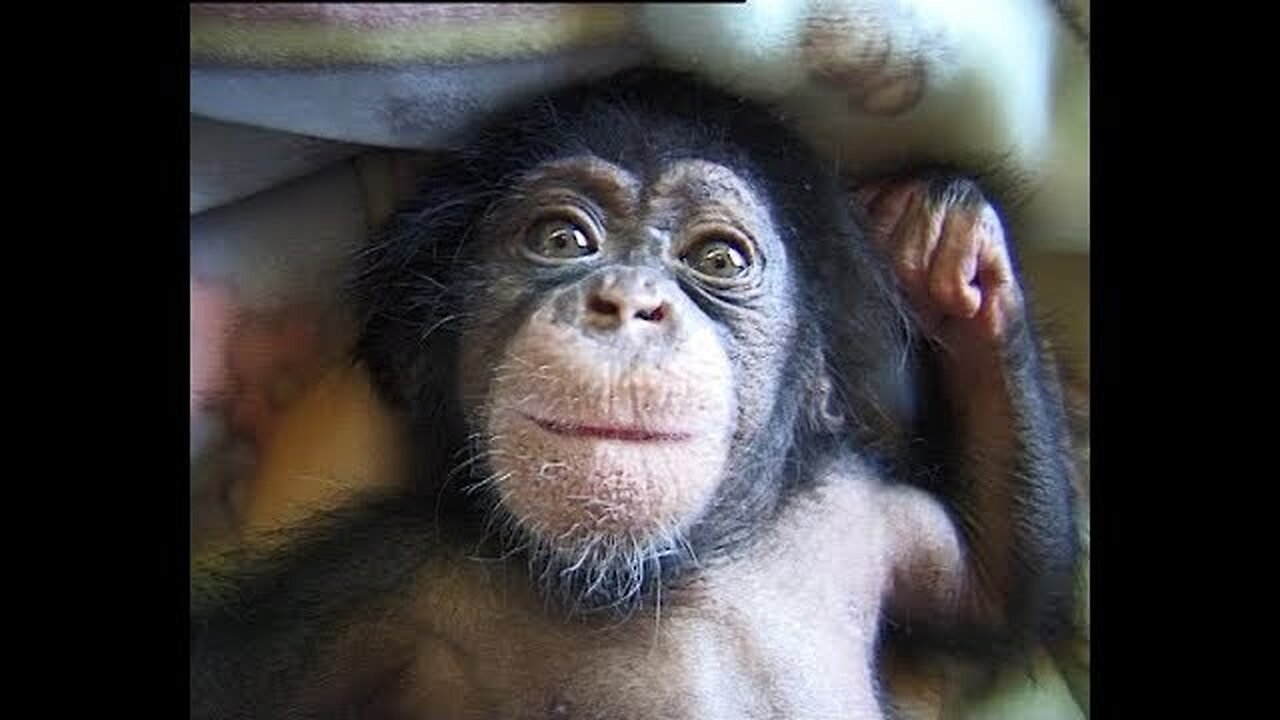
[391,465,947,720]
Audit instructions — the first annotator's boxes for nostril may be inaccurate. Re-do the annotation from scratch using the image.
[634,304,665,323]
[588,296,620,317]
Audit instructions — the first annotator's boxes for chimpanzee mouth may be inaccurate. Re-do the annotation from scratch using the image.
[520,412,693,443]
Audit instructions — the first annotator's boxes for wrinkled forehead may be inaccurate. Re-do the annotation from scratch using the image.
[511,156,776,227]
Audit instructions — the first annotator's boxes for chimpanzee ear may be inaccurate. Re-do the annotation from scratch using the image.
[804,187,921,458]
[348,220,433,414]
[807,350,848,435]
[355,319,452,417]
[348,220,463,486]
[816,341,918,461]
[346,152,490,417]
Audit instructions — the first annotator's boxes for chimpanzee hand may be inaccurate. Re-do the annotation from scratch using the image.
[856,175,1025,360]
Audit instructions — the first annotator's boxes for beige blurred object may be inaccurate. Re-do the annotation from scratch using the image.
[233,151,434,533]
[1021,248,1090,372]
[241,364,406,532]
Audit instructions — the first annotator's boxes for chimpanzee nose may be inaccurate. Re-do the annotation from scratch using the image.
[584,270,672,331]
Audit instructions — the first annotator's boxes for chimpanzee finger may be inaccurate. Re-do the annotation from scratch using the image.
[889,185,943,296]
[928,208,984,320]
[863,180,917,251]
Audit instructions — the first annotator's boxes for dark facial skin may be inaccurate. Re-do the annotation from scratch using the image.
[190,69,1078,720]
[458,156,798,452]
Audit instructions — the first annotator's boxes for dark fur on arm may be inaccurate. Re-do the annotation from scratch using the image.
[190,493,437,720]
[891,277,1079,660]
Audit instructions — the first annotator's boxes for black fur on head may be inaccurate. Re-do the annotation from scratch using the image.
[349,68,915,615]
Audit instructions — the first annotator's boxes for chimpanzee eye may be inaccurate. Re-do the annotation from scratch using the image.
[526,218,598,259]
[683,234,752,279]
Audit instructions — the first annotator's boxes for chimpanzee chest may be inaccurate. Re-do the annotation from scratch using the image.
[399,478,894,719]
